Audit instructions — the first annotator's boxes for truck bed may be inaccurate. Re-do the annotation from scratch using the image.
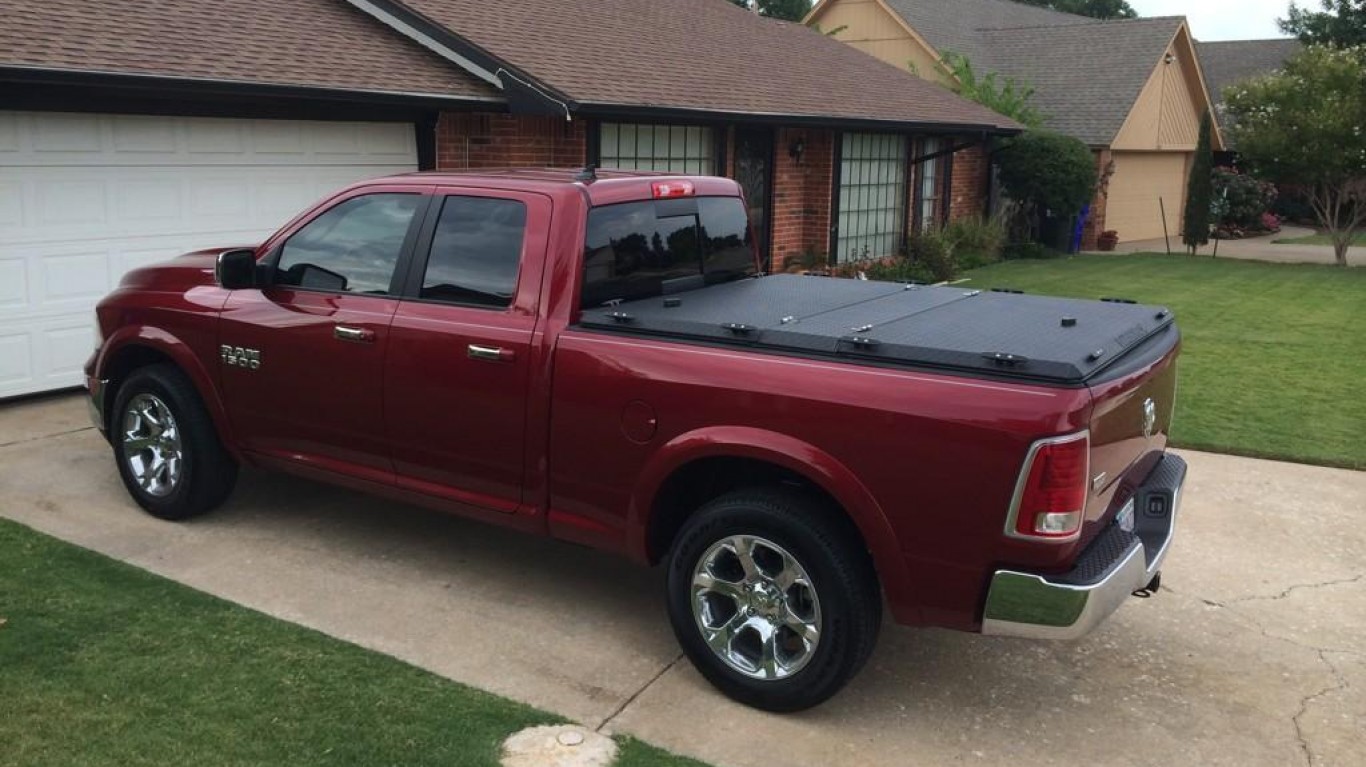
[579,274,1177,386]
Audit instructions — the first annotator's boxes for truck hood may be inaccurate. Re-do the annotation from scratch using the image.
[117,247,255,293]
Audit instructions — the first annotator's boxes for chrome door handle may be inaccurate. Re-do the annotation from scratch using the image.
[468,344,514,362]
[334,325,375,343]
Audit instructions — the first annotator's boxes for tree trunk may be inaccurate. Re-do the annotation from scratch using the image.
[1334,239,1349,267]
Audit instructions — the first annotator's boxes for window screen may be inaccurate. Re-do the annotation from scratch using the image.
[835,133,908,263]
[276,194,421,294]
[581,197,754,308]
[599,123,715,174]
[420,196,527,308]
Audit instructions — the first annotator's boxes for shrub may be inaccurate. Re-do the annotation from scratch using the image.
[943,215,1007,269]
[1212,167,1278,229]
[907,229,958,281]
[1003,242,1065,260]
[996,131,1098,227]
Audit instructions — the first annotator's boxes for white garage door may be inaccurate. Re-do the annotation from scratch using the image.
[1106,152,1190,243]
[0,111,418,398]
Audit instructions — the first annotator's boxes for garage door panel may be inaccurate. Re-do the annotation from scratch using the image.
[0,258,27,308]
[0,180,20,227]
[0,332,32,388]
[1,111,418,397]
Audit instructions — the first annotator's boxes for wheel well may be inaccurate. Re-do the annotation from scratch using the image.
[100,345,176,429]
[646,456,867,566]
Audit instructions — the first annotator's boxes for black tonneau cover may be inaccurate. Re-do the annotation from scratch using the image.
[578,275,1177,386]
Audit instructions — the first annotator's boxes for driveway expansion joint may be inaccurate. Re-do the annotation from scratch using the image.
[594,653,684,734]
[0,426,95,449]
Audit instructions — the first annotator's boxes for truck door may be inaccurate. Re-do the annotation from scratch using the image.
[383,189,550,513]
[218,187,430,482]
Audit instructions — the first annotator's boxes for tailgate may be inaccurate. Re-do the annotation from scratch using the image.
[1084,336,1180,536]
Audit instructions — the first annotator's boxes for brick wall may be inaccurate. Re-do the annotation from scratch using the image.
[1081,148,1113,251]
[436,112,586,169]
[948,141,990,222]
[771,127,834,272]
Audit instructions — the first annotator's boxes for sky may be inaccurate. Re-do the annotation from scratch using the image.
[1128,0,1295,41]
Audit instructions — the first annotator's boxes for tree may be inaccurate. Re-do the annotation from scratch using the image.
[728,0,812,22]
[939,52,1045,128]
[1181,115,1215,253]
[1225,45,1366,266]
[996,131,1098,240]
[1015,0,1138,20]
[1280,1,1366,47]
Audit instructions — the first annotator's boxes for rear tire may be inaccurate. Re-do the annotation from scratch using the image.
[111,364,237,520]
[665,487,881,711]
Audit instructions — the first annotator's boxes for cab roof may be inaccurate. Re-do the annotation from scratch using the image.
[358,167,743,206]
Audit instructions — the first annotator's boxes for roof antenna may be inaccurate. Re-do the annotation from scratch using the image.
[574,164,598,183]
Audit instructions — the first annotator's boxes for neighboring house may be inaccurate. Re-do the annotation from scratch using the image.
[1198,38,1302,160]
[1,0,1017,398]
[807,0,1226,248]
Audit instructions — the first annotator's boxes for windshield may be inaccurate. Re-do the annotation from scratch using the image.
[581,196,756,308]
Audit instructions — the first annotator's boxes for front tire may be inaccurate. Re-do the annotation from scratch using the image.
[111,364,238,520]
[666,487,881,711]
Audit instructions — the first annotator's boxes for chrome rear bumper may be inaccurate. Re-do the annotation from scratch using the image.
[982,454,1186,640]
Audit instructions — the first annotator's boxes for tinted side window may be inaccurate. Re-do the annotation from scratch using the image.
[276,194,421,294]
[420,196,527,307]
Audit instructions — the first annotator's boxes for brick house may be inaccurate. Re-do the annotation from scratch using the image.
[806,0,1226,249]
[1,0,1016,397]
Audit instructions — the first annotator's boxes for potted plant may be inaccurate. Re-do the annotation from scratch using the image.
[1097,230,1120,251]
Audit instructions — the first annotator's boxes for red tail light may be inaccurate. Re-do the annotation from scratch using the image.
[1007,432,1089,540]
[652,180,695,199]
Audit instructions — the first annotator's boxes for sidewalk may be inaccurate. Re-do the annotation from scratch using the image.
[1106,225,1364,266]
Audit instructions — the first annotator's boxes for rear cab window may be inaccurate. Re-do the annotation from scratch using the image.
[582,196,755,309]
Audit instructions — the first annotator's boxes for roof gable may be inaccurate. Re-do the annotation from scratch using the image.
[1112,25,1223,151]
[976,17,1189,145]
[355,0,1021,131]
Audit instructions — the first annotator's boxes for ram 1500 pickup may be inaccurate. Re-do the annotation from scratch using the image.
[87,169,1184,711]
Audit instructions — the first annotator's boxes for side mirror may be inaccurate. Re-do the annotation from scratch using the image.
[216,249,258,290]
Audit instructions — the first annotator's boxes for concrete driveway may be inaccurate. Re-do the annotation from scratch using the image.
[2,394,1364,767]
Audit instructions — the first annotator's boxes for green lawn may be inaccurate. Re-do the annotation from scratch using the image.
[1273,232,1366,246]
[961,254,1366,470]
[0,519,705,767]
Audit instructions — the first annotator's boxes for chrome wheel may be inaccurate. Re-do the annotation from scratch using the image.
[121,393,183,498]
[691,535,821,681]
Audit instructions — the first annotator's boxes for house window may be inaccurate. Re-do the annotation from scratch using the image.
[835,132,908,263]
[917,138,944,231]
[599,123,715,174]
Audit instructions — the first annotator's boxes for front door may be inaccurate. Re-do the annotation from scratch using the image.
[219,187,429,483]
[383,189,550,514]
[734,126,775,270]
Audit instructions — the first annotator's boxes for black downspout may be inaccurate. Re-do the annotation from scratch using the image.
[415,113,439,171]
[828,132,844,264]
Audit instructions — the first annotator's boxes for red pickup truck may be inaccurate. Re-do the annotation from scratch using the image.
[86,169,1184,711]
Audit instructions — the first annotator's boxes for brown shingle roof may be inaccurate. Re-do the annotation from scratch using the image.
[392,0,1020,130]
[0,0,499,101]
[882,0,1097,63]
[1197,39,1302,105]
